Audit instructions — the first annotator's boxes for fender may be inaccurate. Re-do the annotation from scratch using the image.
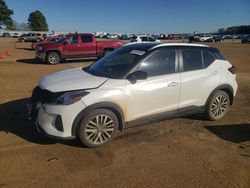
[71,102,125,136]
[205,84,234,107]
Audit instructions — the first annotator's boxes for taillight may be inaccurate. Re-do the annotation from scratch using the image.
[228,65,237,74]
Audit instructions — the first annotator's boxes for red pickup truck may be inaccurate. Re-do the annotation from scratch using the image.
[36,33,122,64]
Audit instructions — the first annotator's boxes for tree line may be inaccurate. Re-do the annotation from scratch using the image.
[0,0,48,31]
[217,25,250,35]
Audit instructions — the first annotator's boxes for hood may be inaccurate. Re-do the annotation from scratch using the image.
[39,68,108,92]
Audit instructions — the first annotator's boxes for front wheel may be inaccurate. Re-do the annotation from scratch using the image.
[205,90,230,121]
[78,109,119,148]
[46,51,61,64]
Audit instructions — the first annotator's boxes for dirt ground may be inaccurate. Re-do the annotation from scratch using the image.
[0,38,249,188]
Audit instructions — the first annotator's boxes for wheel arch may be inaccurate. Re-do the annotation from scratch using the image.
[71,102,125,137]
[46,50,62,59]
[206,84,234,107]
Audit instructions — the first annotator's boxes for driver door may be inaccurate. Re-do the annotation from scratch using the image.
[61,35,82,57]
[125,49,181,122]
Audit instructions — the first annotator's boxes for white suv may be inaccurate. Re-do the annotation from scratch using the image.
[131,35,161,43]
[29,43,238,147]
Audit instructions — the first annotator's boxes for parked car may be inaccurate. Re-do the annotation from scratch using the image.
[241,36,250,44]
[36,33,122,64]
[189,36,201,42]
[199,35,214,42]
[29,42,238,147]
[31,36,61,50]
[167,34,182,40]
[213,35,223,42]
[2,32,10,37]
[19,33,43,42]
[158,34,168,39]
[222,35,233,40]
[107,34,118,39]
[13,33,20,38]
[119,34,132,40]
[131,35,160,43]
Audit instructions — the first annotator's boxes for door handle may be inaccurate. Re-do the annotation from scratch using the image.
[168,82,179,87]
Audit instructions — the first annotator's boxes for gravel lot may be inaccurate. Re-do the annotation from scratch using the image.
[0,38,249,188]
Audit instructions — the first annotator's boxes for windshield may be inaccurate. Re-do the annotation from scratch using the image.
[84,47,145,79]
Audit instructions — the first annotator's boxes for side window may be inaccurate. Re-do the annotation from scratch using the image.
[137,50,176,77]
[141,37,148,41]
[182,49,203,71]
[81,35,93,43]
[149,37,155,41]
[70,36,78,44]
[202,50,215,68]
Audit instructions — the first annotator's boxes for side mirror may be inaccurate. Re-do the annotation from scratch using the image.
[126,71,147,81]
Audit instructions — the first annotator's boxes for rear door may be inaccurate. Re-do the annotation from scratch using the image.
[179,47,220,111]
[79,35,96,57]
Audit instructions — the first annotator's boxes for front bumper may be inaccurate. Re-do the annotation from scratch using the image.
[29,100,86,139]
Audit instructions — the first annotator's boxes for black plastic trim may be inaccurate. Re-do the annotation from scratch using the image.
[36,122,75,140]
[125,106,204,128]
[55,115,64,132]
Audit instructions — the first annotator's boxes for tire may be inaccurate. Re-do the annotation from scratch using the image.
[46,51,61,65]
[78,109,119,148]
[205,90,230,121]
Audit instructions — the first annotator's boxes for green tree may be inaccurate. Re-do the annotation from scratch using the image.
[0,0,13,29]
[28,10,48,31]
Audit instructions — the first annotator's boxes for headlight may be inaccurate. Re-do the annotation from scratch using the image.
[55,91,89,105]
[37,46,43,52]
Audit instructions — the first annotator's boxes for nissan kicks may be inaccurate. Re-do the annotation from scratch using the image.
[28,43,238,147]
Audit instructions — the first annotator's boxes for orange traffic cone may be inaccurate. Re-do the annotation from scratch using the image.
[0,52,4,59]
[4,48,10,56]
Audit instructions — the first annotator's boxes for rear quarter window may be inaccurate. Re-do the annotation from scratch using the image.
[202,50,216,67]
[210,48,225,60]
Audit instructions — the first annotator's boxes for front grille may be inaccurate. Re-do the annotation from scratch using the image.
[31,86,63,105]
[29,86,64,120]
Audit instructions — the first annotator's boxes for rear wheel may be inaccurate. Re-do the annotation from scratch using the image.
[78,109,119,148]
[46,51,61,64]
[205,90,230,121]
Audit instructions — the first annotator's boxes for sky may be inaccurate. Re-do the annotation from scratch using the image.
[5,0,250,34]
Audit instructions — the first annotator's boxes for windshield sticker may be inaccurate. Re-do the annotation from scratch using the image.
[130,50,145,56]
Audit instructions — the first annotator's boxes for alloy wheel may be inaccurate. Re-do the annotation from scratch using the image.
[210,94,229,118]
[48,54,59,64]
[84,115,115,145]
